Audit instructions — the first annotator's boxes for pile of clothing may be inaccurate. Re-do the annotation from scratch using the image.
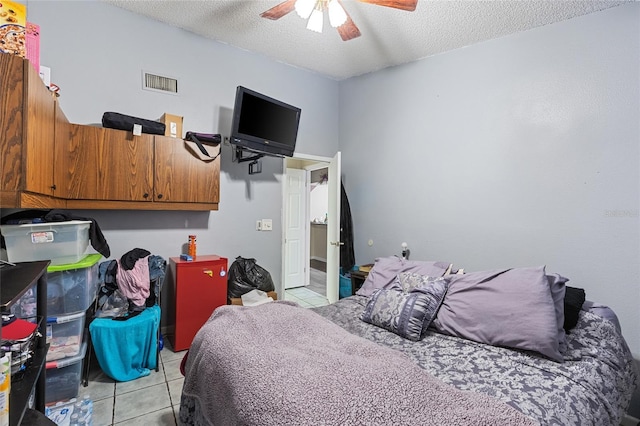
[95,248,166,319]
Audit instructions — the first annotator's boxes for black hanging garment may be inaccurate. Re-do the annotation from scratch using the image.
[340,182,356,273]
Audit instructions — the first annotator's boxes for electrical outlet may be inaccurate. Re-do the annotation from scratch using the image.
[261,219,273,231]
[256,220,262,231]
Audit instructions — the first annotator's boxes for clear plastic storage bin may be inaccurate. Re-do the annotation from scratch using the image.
[45,337,87,404]
[46,312,86,362]
[0,220,91,266]
[46,254,101,316]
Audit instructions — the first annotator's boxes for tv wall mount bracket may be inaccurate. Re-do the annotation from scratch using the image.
[235,146,264,174]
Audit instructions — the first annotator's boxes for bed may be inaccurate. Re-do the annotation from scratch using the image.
[179,258,639,426]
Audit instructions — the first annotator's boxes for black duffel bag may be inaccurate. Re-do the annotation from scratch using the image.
[227,256,275,298]
[102,112,166,135]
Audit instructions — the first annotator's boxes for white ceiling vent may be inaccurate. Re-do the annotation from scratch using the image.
[142,71,178,95]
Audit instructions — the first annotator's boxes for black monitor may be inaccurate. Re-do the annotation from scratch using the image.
[230,86,301,158]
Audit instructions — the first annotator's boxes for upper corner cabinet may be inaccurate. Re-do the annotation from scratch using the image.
[0,53,59,208]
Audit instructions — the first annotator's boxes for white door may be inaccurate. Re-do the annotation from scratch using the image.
[326,152,341,304]
[284,168,307,289]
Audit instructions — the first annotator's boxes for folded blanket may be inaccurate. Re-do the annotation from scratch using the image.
[180,301,538,426]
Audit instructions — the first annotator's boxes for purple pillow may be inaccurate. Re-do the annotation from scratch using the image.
[432,266,563,362]
[356,257,451,297]
[547,273,568,353]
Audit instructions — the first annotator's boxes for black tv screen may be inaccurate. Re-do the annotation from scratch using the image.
[230,86,301,158]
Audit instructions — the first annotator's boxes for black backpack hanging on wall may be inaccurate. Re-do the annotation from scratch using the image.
[102,112,166,135]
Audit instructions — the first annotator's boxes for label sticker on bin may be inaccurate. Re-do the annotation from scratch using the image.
[31,231,54,244]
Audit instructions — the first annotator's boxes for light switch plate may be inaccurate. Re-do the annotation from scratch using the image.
[261,219,273,231]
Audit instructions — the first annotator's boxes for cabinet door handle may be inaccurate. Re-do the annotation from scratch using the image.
[50,184,57,190]
[203,270,213,277]
[157,194,163,199]
[143,193,149,198]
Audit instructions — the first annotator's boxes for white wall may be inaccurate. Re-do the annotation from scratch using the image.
[21,1,340,308]
[339,2,640,362]
[310,183,329,222]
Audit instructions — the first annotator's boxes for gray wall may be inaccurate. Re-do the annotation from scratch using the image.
[23,1,340,303]
[339,2,640,361]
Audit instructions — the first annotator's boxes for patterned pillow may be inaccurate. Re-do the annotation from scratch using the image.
[392,272,449,293]
[360,278,449,341]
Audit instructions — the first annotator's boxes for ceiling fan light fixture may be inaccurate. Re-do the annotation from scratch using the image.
[306,7,324,33]
[295,0,316,19]
[327,0,347,28]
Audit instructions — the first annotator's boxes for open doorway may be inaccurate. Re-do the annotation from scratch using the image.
[308,167,329,297]
[282,153,341,307]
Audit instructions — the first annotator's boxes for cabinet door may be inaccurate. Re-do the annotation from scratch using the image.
[154,135,220,203]
[59,124,154,201]
[0,53,24,200]
[24,60,56,196]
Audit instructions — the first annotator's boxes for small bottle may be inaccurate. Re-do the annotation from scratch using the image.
[69,413,79,426]
[188,235,197,258]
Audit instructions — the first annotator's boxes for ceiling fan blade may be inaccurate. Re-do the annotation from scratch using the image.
[337,0,361,41]
[358,0,417,12]
[337,17,361,41]
[260,0,297,20]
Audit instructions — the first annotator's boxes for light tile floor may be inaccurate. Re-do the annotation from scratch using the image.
[80,340,187,426]
[81,289,327,425]
[283,287,329,307]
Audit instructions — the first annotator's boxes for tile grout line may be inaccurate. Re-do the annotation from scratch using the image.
[111,379,117,426]
[161,352,179,425]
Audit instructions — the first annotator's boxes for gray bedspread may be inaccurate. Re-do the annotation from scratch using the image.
[312,295,639,426]
[179,301,539,426]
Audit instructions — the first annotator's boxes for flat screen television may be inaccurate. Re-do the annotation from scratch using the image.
[230,86,301,158]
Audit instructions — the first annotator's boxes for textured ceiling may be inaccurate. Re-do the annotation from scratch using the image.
[105,0,630,80]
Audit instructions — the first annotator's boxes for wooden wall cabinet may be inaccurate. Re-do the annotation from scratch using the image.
[56,128,220,209]
[0,53,220,211]
[154,135,220,204]
[56,124,155,202]
[0,53,64,209]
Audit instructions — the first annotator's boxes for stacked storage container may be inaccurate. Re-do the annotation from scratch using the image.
[44,254,101,404]
[0,221,100,409]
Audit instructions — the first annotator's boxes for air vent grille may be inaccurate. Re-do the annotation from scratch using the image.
[142,71,178,94]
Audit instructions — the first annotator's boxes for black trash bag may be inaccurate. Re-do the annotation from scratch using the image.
[227,256,275,298]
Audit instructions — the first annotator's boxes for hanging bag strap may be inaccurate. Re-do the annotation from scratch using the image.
[184,132,222,161]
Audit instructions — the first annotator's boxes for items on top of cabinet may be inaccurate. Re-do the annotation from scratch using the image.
[101,112,166,135]
[188,235,197,258]
[184,132,222,161]
[160,113,183,138]
[0,1,27,57]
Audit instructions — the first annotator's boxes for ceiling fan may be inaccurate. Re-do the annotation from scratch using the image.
[260,0,417,41]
